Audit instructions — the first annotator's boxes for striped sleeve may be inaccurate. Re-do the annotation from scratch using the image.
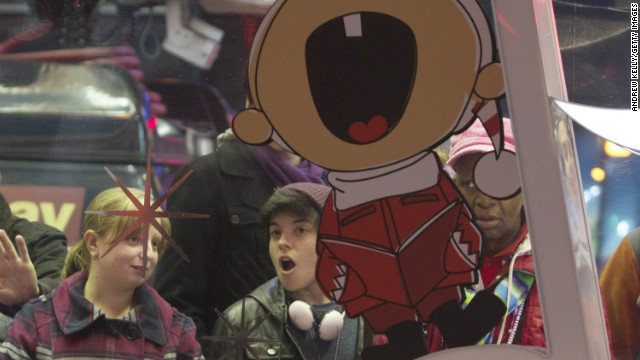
[0,302,40,360]
[173,310,204,360]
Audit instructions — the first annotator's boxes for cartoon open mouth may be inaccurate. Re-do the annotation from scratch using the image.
[306,12,417,144]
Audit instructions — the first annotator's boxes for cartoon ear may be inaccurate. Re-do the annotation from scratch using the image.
[474,62,505,100]
[474,150,521,199]
[232,108,274,145]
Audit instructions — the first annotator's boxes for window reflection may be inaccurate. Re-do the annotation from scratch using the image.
[0,0,635,356]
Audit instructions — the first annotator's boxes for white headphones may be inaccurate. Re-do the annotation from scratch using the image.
[288,300,345,341]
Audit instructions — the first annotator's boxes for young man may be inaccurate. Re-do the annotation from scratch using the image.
[153,129,325,342]
[207,182,364,360]
[428,118,544,349]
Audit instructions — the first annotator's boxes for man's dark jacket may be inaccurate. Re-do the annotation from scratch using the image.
[153,132,277,340]
[208,278,364,359]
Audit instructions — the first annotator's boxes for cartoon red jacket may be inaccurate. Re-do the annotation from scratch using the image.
[316,152,483,333]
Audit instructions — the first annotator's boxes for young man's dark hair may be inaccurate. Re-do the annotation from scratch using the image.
[260,183,326,231]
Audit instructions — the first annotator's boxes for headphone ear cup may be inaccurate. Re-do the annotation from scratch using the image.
[317,310,344,341]
[288,300,314,331]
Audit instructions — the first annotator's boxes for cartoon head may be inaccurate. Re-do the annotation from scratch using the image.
[233,0,505,171]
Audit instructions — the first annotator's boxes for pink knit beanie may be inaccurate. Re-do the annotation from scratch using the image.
[281,182,331,211]
[447,118,515,168]
[447,117,520,199]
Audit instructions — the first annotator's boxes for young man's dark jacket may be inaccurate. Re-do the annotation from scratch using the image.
[0,190,67,341]
[208,278,364,359]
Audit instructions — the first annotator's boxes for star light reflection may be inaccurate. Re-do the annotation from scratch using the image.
[203,298,281,360]
[85,152,209,276]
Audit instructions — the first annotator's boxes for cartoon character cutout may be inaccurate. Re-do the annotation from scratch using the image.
[233,0,519,357]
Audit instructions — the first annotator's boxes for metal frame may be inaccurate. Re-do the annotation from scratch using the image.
[426,1,610,358]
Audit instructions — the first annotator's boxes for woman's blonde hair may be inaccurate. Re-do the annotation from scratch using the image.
[62,187,171,279]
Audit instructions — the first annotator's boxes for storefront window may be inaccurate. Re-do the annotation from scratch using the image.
[0,1,634,358]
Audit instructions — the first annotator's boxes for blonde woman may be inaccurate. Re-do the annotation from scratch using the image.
[0,187,204,360]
